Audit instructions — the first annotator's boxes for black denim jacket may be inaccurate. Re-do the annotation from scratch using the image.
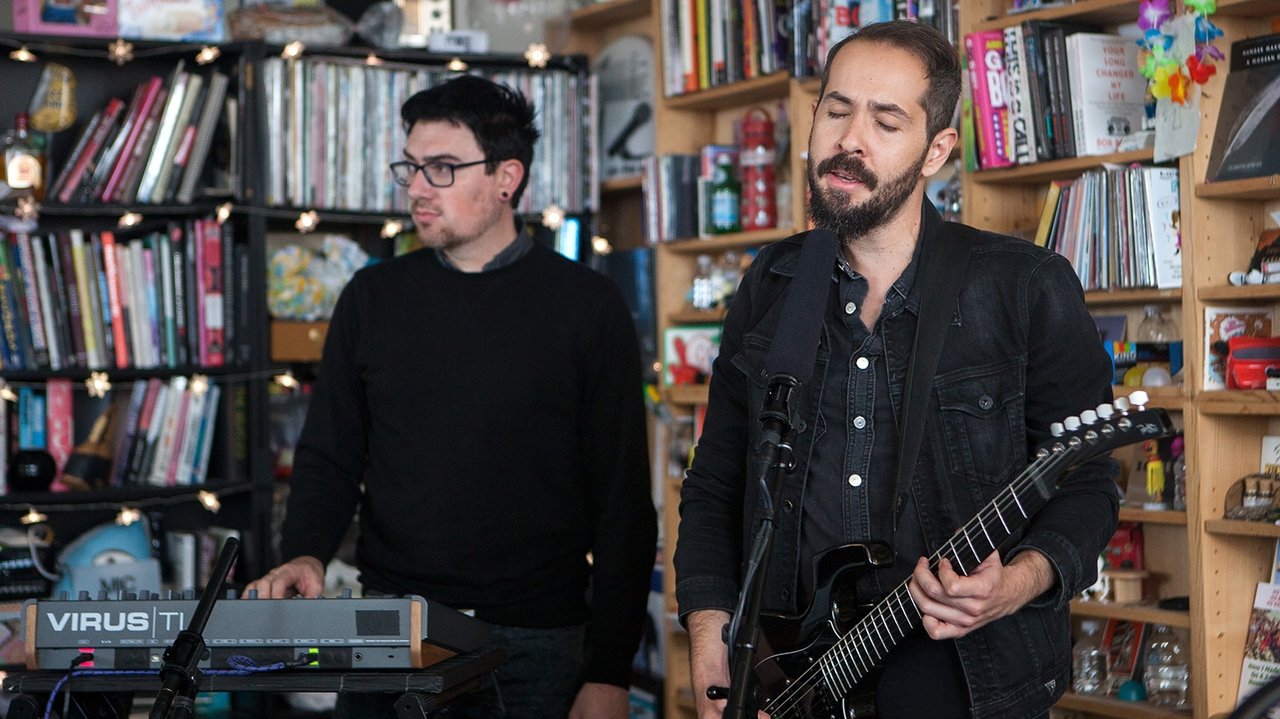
[674,203,1121,718]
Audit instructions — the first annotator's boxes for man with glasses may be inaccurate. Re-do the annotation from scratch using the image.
[248,75,657,719]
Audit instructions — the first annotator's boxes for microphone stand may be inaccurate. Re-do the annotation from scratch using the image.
[723,375,799,719]
[149,536,240,719]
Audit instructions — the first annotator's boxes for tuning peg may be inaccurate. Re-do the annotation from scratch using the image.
[1051,422,1065,437]
[1096,403,1114,420]
[1080,409,1098,425]
[1114,396,1131,412]
[1128,390,1149,409]
[1063,416,1082,432]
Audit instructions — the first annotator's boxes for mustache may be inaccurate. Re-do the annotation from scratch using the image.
[815,154,878,191]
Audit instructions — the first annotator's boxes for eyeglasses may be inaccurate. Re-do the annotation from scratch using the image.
[389,158,491,188]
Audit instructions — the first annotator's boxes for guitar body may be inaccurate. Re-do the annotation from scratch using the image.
[754,543,894,719]
[729,398,1174,719]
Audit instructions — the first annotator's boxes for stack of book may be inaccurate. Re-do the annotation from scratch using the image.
[48,61,231,206]
[261,56,588,216]
[963,27,1149,169]
[0,219,245,371]
[1036,166,1181,291]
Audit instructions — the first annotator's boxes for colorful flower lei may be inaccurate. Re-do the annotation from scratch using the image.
[1137,0,1224,104]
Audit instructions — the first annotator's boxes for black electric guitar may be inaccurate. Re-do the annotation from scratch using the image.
[743,392,1176,718]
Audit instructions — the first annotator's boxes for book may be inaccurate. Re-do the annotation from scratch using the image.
[663,324,720,385]
[1205,33,1280,183]
[55,97,125,204]
[118,0,224,41]
[1064,33,1148,156]
[12,0,118,37]
[963,30,1014,169]
[45,378,73,485]
[100,76,165,204]
[1142,167,1182,290]
[1002,24,1038,164]
[1238,582,1280,707]
[1101,619,1147,695]
[176,71,229,204]
[1262,435,1280,475]
[1203,306,1274,391]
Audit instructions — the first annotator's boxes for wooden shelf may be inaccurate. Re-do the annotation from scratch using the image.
[971,148,1156,185]
[1198,283,1280,302]
[1119,507,1187,525]
[1070,599,1191,627]
[1204,518,1280,538]
[669,308,728,325]
[1112,386,1185,411]
[1056,691,1192,718]
[600,175,643,194]
[973,0,1143,31]
[567,0,649,28]
[1198,392,1280,416]
[1195,175,1280,201]
[1084,287,1181,306]
[1216,0,1280,17]
[665,384,709,406]
[665,227,793,254]
[664,72,791,111]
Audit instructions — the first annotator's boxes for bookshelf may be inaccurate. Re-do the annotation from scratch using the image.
[0,35,592,607]
[956,2,1280,719]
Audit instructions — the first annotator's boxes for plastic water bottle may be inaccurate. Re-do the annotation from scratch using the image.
[1145,624,1189,708]
[1136,305,1179,342]
[1073,620,1108,695]
[690,255,716,310]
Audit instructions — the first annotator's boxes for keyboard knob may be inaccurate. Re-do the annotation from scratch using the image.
[1114,396,1131,412]
[246,588,259,599]
[341,588,353,599]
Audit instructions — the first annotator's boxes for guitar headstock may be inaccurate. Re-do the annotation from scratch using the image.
[1037,390,1176,469]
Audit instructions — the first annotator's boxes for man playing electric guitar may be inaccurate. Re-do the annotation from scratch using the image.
[675,21,1124,719]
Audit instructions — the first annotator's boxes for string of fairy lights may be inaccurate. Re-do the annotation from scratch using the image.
[0,35,614,252]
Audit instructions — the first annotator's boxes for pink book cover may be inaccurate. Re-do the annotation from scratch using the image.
[964,30,1015,170]
[12,0,118,37]
[199,219,224,367]
[45,377,72,489]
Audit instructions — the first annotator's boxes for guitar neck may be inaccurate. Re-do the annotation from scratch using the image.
[816,449,1066,695]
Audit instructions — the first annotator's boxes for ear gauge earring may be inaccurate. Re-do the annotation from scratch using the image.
[501,191,510,199]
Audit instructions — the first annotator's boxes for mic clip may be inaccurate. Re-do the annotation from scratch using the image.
[757,374,800,472]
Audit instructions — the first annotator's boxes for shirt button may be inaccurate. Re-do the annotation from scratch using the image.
[844,301,857,315]
[782,499,795,513]
[979,395,995,410]
[856,356,870,370]
[853,416,866,429]
[848,474,863,487]
[780,589,791,602]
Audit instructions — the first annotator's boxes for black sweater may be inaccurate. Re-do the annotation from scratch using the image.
[280,242,657,687]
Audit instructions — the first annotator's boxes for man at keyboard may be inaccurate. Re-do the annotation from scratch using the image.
[246,75,657,719]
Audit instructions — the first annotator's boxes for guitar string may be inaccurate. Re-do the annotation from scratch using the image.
[763,441,1084,718]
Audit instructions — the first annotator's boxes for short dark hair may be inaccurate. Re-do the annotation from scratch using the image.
[817,21,961,142]
[400,75,541,207]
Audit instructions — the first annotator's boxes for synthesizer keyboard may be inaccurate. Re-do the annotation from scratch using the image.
[22,592,490,672]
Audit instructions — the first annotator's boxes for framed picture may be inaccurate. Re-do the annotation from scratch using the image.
[12,0,118,37]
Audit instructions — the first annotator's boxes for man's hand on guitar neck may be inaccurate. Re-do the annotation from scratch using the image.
[908,549,1056,640]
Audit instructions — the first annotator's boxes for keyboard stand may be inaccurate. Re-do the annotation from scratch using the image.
[1,647,504,719]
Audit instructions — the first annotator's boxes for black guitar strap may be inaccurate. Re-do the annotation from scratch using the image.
[892,222,975,536]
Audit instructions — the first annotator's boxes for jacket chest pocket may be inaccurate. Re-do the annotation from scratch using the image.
[935,366,1025,486]
[731,332,829,443]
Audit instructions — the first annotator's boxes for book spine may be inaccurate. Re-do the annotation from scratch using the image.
[45,378,72,485]
[200,219,225,367]
[56,98,125,204]
[13,234,49,369]
[101,76,165,204]
[48,109,104,203]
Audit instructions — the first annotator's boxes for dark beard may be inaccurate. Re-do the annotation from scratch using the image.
[807,151,926,241]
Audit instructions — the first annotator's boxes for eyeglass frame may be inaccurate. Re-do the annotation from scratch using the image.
[388,157,493,188]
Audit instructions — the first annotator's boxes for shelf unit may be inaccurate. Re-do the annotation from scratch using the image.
[568,0,1279,715]
[956,1,1280,717]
